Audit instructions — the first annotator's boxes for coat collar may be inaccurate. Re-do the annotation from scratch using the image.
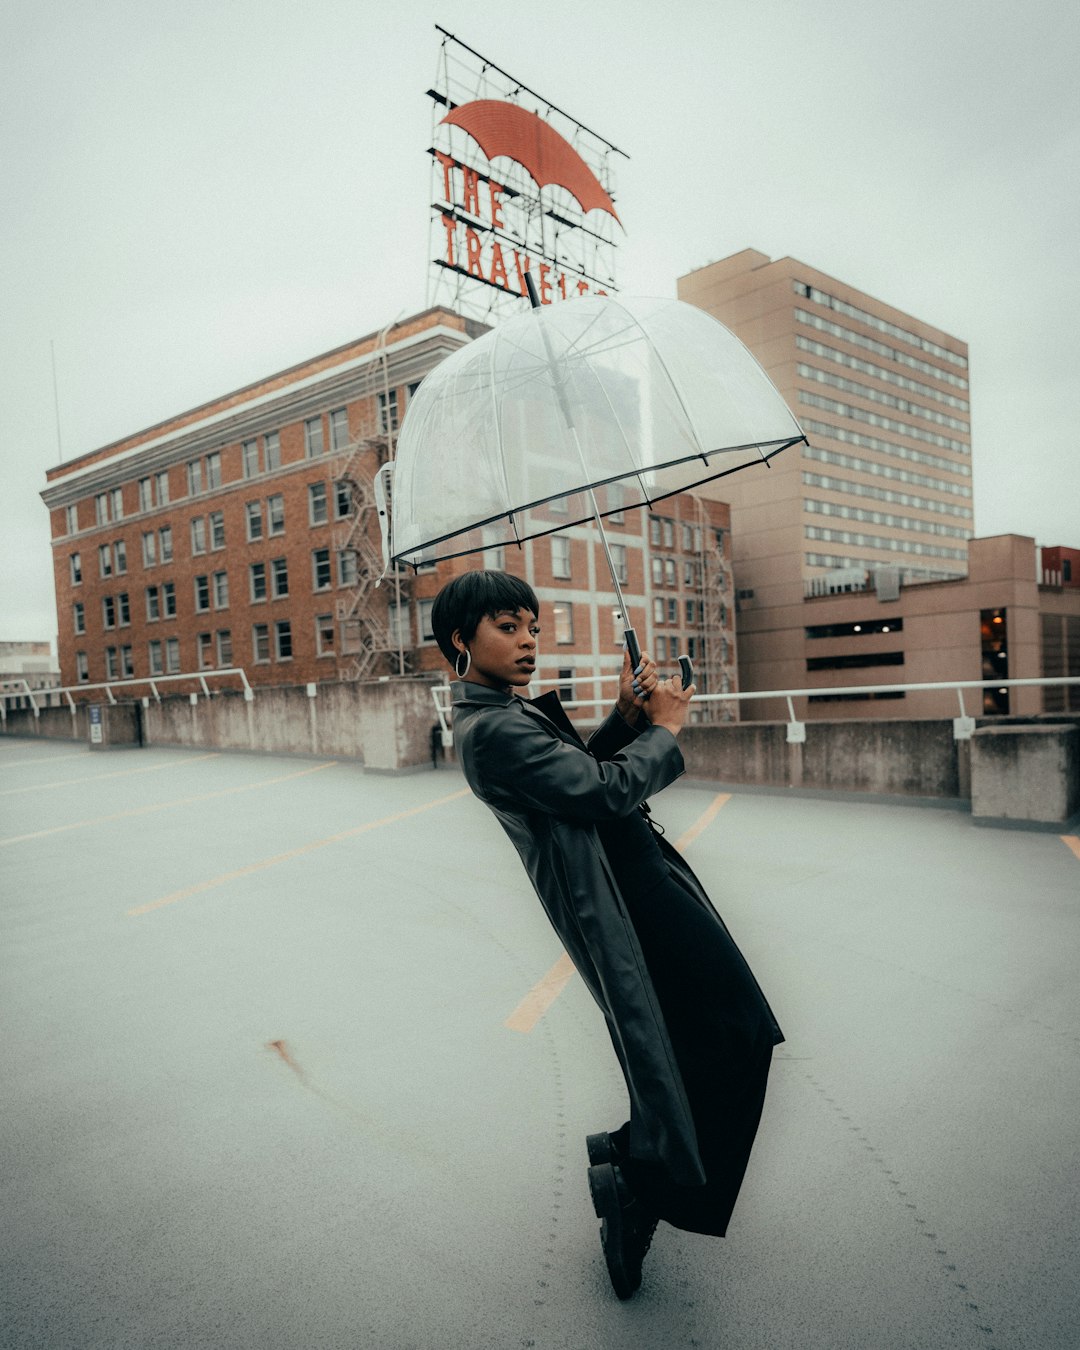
[450,680,587,750]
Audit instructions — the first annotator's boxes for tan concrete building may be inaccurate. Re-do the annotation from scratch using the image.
[678,248,977,711]
[741,534,1080,720]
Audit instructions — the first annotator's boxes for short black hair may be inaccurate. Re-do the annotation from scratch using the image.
[430,569,540,666]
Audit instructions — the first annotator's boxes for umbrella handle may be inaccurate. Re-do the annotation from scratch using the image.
[678,655,694,689]
[624,627,641,671]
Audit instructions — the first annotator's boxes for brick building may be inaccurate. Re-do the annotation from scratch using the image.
[41,306,738,714]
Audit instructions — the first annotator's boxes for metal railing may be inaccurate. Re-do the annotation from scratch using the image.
[0,668,254,722]
[431,674,1080,746]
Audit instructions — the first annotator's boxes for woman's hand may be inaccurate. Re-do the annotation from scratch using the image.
[616,647,659,722]
[644,672,696,737]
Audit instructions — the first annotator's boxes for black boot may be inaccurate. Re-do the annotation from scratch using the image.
[587,1161,659,1300]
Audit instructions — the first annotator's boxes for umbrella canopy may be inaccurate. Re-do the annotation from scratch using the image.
[383,294,805,569]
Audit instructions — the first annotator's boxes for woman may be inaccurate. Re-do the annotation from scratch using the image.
[431,569,783,1300]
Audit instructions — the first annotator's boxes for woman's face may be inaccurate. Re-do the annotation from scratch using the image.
[455,608,539,690]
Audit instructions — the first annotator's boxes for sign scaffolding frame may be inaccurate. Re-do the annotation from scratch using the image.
[426,26,628,323]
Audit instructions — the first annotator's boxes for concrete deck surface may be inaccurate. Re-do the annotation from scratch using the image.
[1,738,1078,1350]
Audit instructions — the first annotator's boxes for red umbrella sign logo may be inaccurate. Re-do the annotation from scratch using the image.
[442,99,621,223]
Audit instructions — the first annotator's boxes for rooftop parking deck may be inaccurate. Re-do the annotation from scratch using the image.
[2,738,1078,1350]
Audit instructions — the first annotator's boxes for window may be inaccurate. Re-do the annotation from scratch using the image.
[806,651,906,672]
[205,452,222,490]
[654,598,664,624]
[252,624,270,664]
[610,543,628,584]
[95,493,109,525]
[102,596,116,629]
[682,524,693,552]
[387,602,409,648]
[685,599,695,625]
[312,548,331,590]
[242,440,259,478]
[121,645,134,678]
[117,593,129,626]
[1064,559,1073,583]
[551,536,571,579]
[216,630,232,667]
[73,602,85,634]
[139,477,153,512]
[308,483,328,525]
[246,502,263,541]
[65,504,78,534]
[274,620,292,660]
[142,531,157,568]
[191,517,206,554]
[267,494,285,535]
[607,482,625,524]
[147,586,161,621]
[662,519,674,548]
[198,632,213,669]
[148,640,164,676]
[330,407,350,450]
[113,540,127,575]
[667,598,677,623]
[304,417,323,457]
[213,571,229,609]
[378,390,399,433]
[110,487,123,520]
[70,553,82,584]
[76,652,89,683]
[155,471,170,505]
[611,609,625,646]
[553,602,574,644]
[655,635,667,662]
[209,511,225,549]
[187,460,203,496]
[194,575,210,612]
[558,667,574,699]
[649,516,661,546]
[250,562,267,602]
[550,496,568,515]
[162,582,176,618]
[315,614,335,657]
[665,559,676,587]
[338,550,358,587]
[271,558,288,598]
[418,599,435,644]
[159,526,173,563]
[651,557,663,586]
[165,638,180,674]
[264,431,281,471]
[98,543,112,578]
[334,480,354,519]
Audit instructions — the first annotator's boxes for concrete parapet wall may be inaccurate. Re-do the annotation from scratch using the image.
[679,718,960,798]
[0,679,441,772]
[970,723,1080,827]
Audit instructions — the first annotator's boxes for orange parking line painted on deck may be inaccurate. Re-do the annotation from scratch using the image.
[1062,835,1080,863]
[504,953,577,1033]
[127,786,471,916]
[0,760,338,847]
[673,792,732,852]
[505,791,734,1033]
[0,752,221,795]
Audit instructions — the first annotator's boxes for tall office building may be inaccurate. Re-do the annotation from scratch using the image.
[678,249,973,705]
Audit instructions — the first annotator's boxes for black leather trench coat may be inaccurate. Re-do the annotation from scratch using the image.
[451,679,782,1189]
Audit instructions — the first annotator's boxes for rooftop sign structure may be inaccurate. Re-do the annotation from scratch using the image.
[427,27,626,320]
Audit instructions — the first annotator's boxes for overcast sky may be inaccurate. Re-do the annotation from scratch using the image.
[2,0,1078,649]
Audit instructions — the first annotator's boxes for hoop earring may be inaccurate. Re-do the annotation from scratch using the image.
[455,649,471,679]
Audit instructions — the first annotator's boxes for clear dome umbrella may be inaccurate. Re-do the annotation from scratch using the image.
[377,286,806,673]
